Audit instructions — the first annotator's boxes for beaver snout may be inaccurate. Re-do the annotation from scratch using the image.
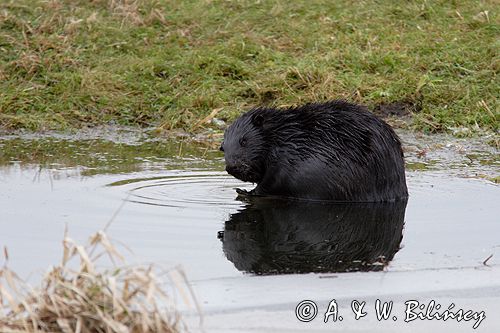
[226,163,262,183]
[225,163,252,181]
[225,164,242,176]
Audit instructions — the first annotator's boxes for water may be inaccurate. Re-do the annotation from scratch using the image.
[0,129,499,332]
[220,199,407,274]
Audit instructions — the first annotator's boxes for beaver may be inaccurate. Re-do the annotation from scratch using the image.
[220,100,408,202]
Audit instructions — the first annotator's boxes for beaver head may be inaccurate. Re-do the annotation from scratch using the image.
[221,108,272,183]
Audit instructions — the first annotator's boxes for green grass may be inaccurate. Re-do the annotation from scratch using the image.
[0,0,498,133]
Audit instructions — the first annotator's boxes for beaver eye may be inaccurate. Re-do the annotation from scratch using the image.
[239,138,247,147]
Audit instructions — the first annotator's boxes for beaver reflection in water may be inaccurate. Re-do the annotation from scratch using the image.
[219,198,407,274]
[220,100,408,202]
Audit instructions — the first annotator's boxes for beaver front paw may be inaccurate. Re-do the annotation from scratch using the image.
[235,188,255,196]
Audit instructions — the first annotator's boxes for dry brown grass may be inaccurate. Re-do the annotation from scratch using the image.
[0,229,192,332]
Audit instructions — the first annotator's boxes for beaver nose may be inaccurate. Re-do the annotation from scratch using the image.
[225,165,236,174]
[226,163,244,176]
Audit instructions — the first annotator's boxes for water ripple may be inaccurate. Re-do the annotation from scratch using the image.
[109,171,252,209]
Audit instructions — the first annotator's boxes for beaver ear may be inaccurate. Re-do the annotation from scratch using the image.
[251,113,265,127]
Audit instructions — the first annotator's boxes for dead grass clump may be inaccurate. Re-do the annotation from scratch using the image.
[9,51,43,76]
[110,0,144,26]
[0,230,189,332]
[108,0,168,26]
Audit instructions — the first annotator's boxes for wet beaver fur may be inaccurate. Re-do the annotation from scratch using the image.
[221,100,408,202]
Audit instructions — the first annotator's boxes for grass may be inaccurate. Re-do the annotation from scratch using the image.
[0,0,498,133]
[0,228,190,332]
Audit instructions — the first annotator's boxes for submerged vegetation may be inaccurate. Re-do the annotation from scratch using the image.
[0,0,498,133]
[0,229,190,332]
[0,131,223,175]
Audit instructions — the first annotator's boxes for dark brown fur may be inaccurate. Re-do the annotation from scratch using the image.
[221,100,408,202]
